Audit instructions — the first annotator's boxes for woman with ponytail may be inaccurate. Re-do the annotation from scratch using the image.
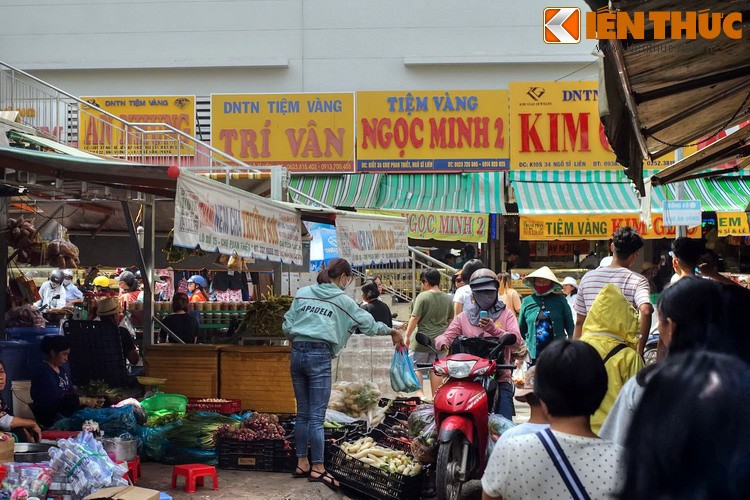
[282,258,404,490]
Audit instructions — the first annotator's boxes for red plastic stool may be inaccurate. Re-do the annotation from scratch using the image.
[126,460,139,484]
[171,464,219,493]
[132,456,142,479]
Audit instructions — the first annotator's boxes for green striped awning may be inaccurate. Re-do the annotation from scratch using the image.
[657,175,750,212]
[375,172,504,214]
[289,174,381,208]
[509,171,642,215]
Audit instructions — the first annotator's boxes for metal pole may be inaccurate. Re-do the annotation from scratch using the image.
[499,216,507,273]
[674,148,687,238]
[143,196,155,350]
[0,179,8,338]
[411,253,417,300]
[270,171,284,295]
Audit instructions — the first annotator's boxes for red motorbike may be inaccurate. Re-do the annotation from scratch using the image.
[415,332,516,500]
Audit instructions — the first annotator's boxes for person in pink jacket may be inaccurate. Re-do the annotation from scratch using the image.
[435,269,522,418]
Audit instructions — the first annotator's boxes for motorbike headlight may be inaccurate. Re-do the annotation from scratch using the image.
[446,360,476,379]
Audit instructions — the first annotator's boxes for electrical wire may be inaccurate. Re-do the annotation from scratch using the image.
[555,60,597,82]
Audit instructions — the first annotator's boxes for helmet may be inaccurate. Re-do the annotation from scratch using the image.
[117,271,137,290]
[93,276,110,287]
[187,275,207,288]
[469,274,499,293]
[63,269,74,279]
[49,269,65,285]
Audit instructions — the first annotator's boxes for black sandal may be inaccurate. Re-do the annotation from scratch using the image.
[291,466,310,478]
[309,470,340,491]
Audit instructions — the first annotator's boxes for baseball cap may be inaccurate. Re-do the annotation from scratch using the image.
[514,366,537,402]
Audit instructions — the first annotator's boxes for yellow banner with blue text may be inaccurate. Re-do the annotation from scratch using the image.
[717,212,750,237]
[358,209,489,243]
[79,95,195,156]
[211,93,355,173]
[520,214,701,241]
[509,81,678,170]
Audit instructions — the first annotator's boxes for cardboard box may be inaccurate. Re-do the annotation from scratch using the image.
[84,486,161,500]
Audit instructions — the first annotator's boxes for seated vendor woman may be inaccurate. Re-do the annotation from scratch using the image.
[0,361,41,442]
[30,336,103,428]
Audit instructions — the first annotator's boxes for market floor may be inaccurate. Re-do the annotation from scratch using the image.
[137,403,529,499]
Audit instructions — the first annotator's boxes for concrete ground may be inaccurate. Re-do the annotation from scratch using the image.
[137,401,530,500]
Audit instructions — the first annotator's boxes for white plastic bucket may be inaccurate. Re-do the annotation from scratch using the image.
[11,380,34,419]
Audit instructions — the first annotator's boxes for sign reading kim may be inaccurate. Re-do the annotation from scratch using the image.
[79,96,195,156]
[509,81,677,170]
[356,90,510,173]
[211,93,355,173]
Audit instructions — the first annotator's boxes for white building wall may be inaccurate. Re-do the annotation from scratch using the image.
[1,0,598,96]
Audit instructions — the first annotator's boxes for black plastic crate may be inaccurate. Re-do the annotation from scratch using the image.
[216,437,295,472]
[326,429,422,500]
[380,397,422,417]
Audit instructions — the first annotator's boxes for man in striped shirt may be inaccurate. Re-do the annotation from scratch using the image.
[573,227,653,355]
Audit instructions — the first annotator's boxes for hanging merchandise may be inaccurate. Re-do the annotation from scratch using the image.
[46,238,80,268]
[3,215,44,264]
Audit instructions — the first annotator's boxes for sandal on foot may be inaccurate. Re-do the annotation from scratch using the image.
[309,470,340,491]
[291,466,310,478]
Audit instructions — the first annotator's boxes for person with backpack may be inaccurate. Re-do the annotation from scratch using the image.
[518,267,574,364]
[579,284,644,435]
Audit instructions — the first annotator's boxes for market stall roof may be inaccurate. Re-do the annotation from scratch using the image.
[659,174,750,213]
[288,174,382,208]
[376,172,504,214]
[650,125,750,185]
[32,200,177,234]
[592,0,750,193]
[0,145,176,199]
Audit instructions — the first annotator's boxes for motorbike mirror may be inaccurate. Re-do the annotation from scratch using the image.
[415,332,432,347]
[498,333,516,347]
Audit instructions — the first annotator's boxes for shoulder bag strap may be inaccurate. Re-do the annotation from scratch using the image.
[602,344,628,364]
[537,429,591,500]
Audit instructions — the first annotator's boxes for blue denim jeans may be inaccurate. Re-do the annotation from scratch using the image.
[495,381,514,420]
[290,342,332,464]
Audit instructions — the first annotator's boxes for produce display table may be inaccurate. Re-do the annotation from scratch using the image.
[145,344,223,398]
[219,345,296,413]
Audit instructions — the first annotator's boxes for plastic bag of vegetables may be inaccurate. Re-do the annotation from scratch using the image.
[390,347,421,393]
[486,413,516,458]
[329,381,381,417]
[407,404,435,438]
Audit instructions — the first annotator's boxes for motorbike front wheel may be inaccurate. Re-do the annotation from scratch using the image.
[436,435,468,500]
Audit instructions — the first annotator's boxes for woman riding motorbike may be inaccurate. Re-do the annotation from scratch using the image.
[435,269,521,419]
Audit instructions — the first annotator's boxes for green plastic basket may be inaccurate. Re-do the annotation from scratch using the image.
[141,393,188,415]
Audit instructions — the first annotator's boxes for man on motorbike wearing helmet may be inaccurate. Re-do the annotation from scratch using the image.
[34,269,68,311]
[187,275,209,302]
[435,269,522,418]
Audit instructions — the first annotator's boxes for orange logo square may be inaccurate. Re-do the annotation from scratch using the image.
[544,7,581,44]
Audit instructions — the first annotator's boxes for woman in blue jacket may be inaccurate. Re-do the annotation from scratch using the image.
[283,258,404,490]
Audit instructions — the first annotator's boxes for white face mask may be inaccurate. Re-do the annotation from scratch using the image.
[63,279,72,286]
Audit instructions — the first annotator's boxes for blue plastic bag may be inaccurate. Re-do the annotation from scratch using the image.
[390,347,421,393]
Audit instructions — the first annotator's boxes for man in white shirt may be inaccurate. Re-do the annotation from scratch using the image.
[573,227,653,355]
[482,340,624,500]
[452,259,485,315]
